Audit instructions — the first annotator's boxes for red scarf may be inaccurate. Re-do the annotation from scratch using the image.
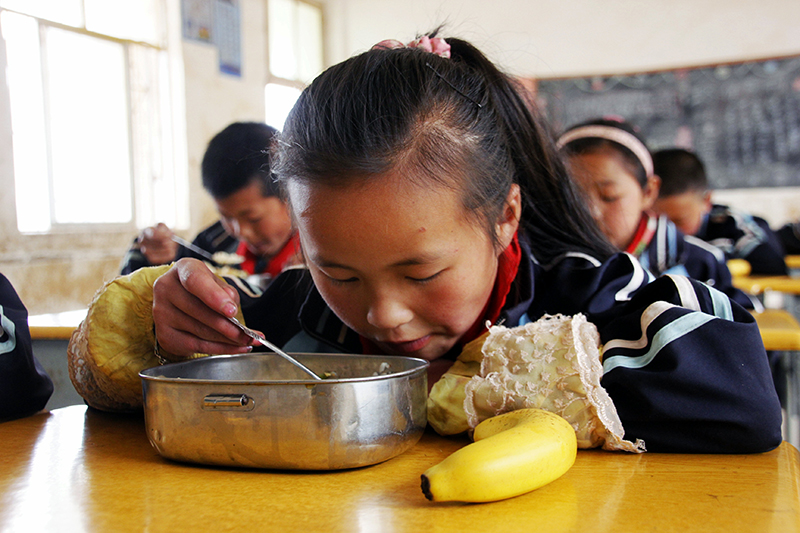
[359,232,522,355]
[237,233,301,276]
[625,213,657,258]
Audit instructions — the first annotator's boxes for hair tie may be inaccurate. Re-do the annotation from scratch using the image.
[557,125,654,177]
[372,35,451,58]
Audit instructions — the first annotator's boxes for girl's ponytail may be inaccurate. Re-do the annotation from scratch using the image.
[447,38,616,263]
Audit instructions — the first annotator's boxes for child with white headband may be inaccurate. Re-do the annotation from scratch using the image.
[558,117,755,310]
[72,32,781,453]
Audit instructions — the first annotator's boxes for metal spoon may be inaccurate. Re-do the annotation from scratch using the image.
[227,316,322,380]
[171,235,216,262]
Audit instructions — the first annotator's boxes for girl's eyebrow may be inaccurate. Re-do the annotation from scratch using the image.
[314,253,444,270]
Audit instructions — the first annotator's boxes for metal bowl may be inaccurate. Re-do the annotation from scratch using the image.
[139,353,429,470]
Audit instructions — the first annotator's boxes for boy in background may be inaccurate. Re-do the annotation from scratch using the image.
[652,148,787,275]
[120,122,300,287]
[777,221,800,255]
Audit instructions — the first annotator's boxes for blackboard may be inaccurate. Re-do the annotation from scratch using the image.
[535,56,800,189]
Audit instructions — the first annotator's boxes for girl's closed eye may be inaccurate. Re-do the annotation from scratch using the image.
[319,269,358,285]
[328,277,358,285]
[600,194,621,204]
[407,270,443,284]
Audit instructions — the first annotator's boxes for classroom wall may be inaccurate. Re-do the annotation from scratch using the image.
[1,0,799,314]
[324,0,800,225]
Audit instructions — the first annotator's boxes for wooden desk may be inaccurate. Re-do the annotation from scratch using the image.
[752,309,800,448]
[727,258,752,277]
[733,275,800,296]
[1,406,798,532]
[28,309,86,340]
[752,309,800,352]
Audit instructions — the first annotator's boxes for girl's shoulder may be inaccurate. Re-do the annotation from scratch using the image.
[519,247,651,324]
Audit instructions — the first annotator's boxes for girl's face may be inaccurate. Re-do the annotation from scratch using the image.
[567,148,660,250]
[287,171,520,361]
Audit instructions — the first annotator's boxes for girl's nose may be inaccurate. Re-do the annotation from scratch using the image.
[366,293,413,330]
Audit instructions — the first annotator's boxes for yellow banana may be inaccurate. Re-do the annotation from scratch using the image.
[421,408,577,502]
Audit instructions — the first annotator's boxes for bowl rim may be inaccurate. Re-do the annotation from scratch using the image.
[138,352,429,385]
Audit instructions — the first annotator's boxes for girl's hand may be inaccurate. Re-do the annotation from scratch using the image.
[152,258,255,358]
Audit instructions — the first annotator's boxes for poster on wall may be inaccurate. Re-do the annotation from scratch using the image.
[181,0,213,43]
[181,0,242,77]
[214,0,242,77]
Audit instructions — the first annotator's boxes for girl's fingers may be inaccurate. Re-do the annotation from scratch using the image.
[160,326,253,360]
[153,259,254,356]
[175,259,240,318]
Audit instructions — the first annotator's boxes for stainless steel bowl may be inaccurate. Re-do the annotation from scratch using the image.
[139,353,428,470]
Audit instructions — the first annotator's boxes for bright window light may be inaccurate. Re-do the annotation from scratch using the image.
[84,0,164,46]
[268,0,296,80]
[2,6,178,233]
[265,83,302,131]
[46,28,132,224]
[0,0,82,27]
[2,11,50,232]
[268,0,322,84]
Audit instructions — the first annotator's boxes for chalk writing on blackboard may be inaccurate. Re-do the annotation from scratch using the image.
[535,56,800,189]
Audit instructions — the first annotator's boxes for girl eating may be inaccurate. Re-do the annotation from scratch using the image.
[80,32,781,453]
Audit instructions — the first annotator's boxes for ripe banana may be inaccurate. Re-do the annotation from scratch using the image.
[421,408,577,502]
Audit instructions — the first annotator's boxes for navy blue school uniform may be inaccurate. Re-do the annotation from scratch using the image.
[637,214,757,310]
[777,221,800,255]
[239,236,782,454]
[0,274,54,421]
[120,220,239,275]
[697,204,787,275]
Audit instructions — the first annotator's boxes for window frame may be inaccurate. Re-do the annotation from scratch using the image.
[0,3,184,237]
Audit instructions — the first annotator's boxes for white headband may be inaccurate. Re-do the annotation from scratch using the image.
[556,124,654,178]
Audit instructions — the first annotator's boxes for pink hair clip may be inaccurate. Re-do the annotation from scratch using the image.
[372,35,451,58]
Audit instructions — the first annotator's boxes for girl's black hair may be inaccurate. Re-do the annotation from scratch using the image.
[560,118,650,189]
[273,31,615,264]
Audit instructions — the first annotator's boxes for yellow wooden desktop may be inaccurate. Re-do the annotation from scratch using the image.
[752,308,800,352]
[786,255,800,271]
[734,275,800,296]
[0,405,798,533]
[751,308,800,449]
[27,309,85,340]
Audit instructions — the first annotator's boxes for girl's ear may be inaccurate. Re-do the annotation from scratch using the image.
[642,174,661,210]
[495,183,522,253]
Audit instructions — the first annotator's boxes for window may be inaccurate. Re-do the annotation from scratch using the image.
[264,0,322,130]
[1,0,185,234]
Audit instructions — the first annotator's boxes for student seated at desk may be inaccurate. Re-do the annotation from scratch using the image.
[0,273,53,421]
[777,220,800,255]
[652,148,788,276]
[120,122,301,288]
[72,33,782,454]
[557,118,755,310]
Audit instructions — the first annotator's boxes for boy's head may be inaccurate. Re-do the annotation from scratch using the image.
[202,122,292,258]
[652,148,712,236]
[201,122,279,199]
